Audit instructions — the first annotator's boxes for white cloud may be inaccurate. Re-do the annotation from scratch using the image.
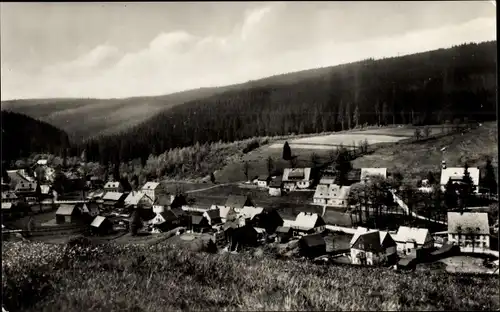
[1,4,496,100]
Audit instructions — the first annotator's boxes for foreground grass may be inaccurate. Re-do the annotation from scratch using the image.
[2,241,499,312]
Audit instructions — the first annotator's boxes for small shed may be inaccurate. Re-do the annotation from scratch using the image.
[191,215,210,233]
[275,226,293,243]
[90,216,113,235]
[299,234,326,258]
[55,204,81,224]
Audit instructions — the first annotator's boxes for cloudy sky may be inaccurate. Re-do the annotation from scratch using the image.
[0,1,496,100]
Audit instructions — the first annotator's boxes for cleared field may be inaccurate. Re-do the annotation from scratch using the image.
[269,133,409,150]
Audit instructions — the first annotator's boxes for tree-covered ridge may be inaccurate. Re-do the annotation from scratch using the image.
[83,41,496,164]
[1,111,71,164]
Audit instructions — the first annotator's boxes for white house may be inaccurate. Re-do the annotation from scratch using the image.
[350,228,397,266]
[289,212,326,235]
[312,184,351,207]
[124,191,153,208]
[224,195,254,213]
[104,181,123,193]
[447,212,490,250]
[282,168,313,190]
[393,226,434,254]
[440,167,480,194]
[256,175,271,188]
[268,179,282,196]
[141,182,163,203]
[360,168,387,182]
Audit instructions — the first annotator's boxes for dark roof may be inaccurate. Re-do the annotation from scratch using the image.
[56,204,77,216]
[352,231,383,252]
[269,179,282,188]
[191,215,207,225]
[159,210,178,223]
[276,226,292,233]
[300,234,325,248]
[288,170,305,179]
[258,175,270,181]
[398,257,416,267]
[154,195,172,206]
[205,209,220,219]
[171,207,187,217]
[225,195,252,209]
[223,221,239,231]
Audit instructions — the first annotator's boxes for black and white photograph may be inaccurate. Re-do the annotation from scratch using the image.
[1,1,498,311]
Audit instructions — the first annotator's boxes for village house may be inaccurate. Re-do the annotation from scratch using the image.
[289,212,326,235]
[360,168,388,182]
[251,208,284,233]
[393,226,434,254]
[141,182,164,203]
[153,194,187,213]
[238,206,264,223]
[171,207,189,226]
[190,215,211,233]
[90,216,114,235]
[55,204,82,224]
[268,178,283,196]
[256,175,271,188]
[151,210,181,232]
[313,184,351,207]
[282,168,313,191]
[14,181,37,196]
[2,191,18,203]
[319,177,336,185]
[124,191,154,209]
[447,212,490,250]
[88,176,104,189]
[440,167,480,194]
[203,209,222,226]
[275,226,294,243]
[7,170,34,190]
[299,233,327,258]
[224,195,255,213]
[350,229,397,266]
[103,181,128,193]
[214,204,237,223]
[228,224,260,251]
[75,202,100,218]
[346,169,362,185]
[102,192,126,209]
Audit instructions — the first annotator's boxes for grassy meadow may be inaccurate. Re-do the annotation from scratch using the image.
[2,241,499,312]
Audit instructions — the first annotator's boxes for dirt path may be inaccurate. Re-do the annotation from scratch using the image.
[185,182,243,194]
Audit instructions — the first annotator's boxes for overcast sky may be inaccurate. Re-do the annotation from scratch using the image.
[0,1,496,100]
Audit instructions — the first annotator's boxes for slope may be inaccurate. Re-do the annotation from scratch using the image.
[84,41,497,164]
[0,111,71,164]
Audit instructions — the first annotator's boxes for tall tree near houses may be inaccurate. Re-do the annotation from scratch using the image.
[345,101,352,130]
[338,100,345,131]
[353,105,360,128]
[481,157,497,195]
[243,161,250,181]
[400,110,406,125]
[282,141,292,161]
[381,102,388,126]
[375,100,381,126]
[266,156,274,176]
[444,178,458,209]
[459,163,475,211]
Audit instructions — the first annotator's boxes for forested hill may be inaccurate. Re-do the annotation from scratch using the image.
[1,111,71,165]
[82,41,496,164]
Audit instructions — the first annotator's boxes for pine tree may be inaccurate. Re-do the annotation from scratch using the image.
[346,101,352,130]
[375,100,381,126]
[444,178,458,209]
[426,171,436,185]
[282,141,292,161]
[267,156,274,176]
[130,210,142,236]
[459,163,475,210]
[338,100,345,131]
[382,102,388,125]
[334,148,352,186]
[243,162,250,181]
[482,158,497,195]
[353,105,360,128]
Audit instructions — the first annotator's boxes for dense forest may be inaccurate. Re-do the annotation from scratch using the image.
[1,111,70,164]
[81,41,496,165]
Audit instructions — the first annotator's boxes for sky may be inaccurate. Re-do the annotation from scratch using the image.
[0,1,496,100]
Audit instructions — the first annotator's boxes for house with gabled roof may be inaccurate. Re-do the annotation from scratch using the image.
[440,167,480,194]
[103,181,130,193]
[282,168,313,191]
[203,209,222,226]
[275,226,293,243]
[299,233,326,258]
[75,202,100,217]
[55,204,82,224]
[360,168,388,182]
[350,228,397,266]
[15,181,37,195]
[393,226,434,254]
[213,204,237,223]
[346,169,362,185]
[2,191,18,203]
[151,210,181,232]
[124,191,153,209]
[268,178,283,196]
[153,194,187,213]
[251,208,284,234]
[90,216,113,235]
[290,212,326,235]
[313,184,351,207]
[224,195,254,213]
[447,212,490,249]
[141,182,164,203]
[191,214,211,233]
[102,192,126,208]
[256,175,271,188]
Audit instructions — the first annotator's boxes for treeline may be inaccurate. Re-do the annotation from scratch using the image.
[1,111,71,165]
[79,41,496,164]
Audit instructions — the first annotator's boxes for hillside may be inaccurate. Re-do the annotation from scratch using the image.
[0,111,71,164]
[2,241,499,312]
[82,41,497,164]
[0,87,237,142]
